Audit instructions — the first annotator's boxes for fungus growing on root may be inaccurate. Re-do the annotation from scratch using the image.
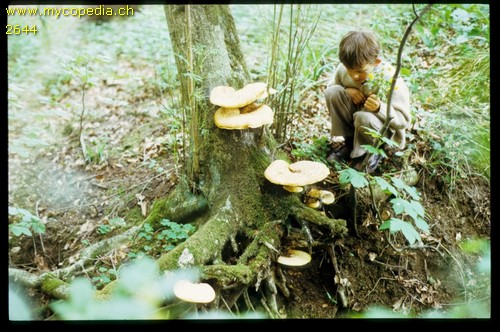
[305,189,336,209]
[264,160,330,193]
[277,249,312,270]
[173,280,216,304]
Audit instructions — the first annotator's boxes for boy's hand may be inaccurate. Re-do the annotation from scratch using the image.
[364,94,380,112]
[345,88,366,105]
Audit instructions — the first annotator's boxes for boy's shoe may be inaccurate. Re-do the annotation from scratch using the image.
[327,145,351,163]
[366,154,384,173]
[351,154,383,173]
[351,156,365,171]
[327,137,353,163]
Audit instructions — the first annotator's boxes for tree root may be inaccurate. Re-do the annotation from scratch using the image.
[291,204,347,237]
[144,179,209,228]
[9,226,141,300]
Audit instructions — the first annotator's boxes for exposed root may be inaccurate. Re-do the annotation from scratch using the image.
[291,204,347,237]
[9,226,141,300]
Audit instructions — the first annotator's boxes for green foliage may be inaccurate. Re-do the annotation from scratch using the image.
[51,257,169,319]
[8,207,46,237]
[97,217,126,235]
[131,219,195,258]
[9,284,33,320]
[338,157,429,246]
[91,266,117,288]
[85,137,109,165]
[291,136,330,164]
[338,130,429,245]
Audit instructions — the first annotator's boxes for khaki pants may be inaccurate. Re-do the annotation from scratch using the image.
[324,85,389,159]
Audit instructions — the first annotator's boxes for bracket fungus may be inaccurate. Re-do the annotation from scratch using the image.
[264,160,330,191]
[210,82,276,130]
[210,82,276,108]
[214,104,274,130]
[306,188,336,208]
[173,280,216,304]
[277,249,312,269]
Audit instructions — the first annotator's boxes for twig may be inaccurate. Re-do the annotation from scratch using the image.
[328,243,349,308]
[371,259,407,272]
[364,277,397,299]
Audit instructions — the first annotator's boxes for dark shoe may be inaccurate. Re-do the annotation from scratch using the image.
[327,137,353,163]
[351,155,365,171]
[327,145,351,163]
[351,154,383,172]
[366,154,384,173]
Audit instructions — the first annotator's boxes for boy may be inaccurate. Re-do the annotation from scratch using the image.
[324,30,411,171]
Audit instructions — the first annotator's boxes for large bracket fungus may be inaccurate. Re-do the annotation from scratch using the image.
[210,82,276,130]
[264,159,330,193]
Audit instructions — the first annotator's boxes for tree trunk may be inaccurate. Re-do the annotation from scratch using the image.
[150,5,347,314]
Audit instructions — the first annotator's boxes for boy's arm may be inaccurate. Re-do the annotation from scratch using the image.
[333,65,344,86]
[374,77,411,130]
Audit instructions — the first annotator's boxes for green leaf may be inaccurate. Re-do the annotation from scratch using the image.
[387,218,421,245]
[373,177,398,197]
[414,217,430,233]
[391,177,420,200]
[339,168,368,188]
[400,67,411,76]
[390,197,406,215]
[31,222,46,234]
[380,136,399,148]
[10,225,32,237]
[379,220,391,230]
[109,217,126,227]
[363,145,380,154]
[409,200,425,218]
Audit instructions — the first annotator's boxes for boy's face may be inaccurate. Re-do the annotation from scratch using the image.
[345,59,381,84]
[346,64,375,84]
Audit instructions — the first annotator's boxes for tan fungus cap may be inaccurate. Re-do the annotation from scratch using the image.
[264,160,330,187]
[214,104,274,129]
[173,280,216,304]
[277,249,311,268]
[210,82,276,108]
[307,189,335,205]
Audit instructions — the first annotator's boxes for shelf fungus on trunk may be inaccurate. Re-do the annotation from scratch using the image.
[264,159,330,193]
[277,249,312,269]
[173,280,216,304]
[210,82,277,130]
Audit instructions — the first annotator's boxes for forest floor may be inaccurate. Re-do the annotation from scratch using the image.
[8,5,490,320]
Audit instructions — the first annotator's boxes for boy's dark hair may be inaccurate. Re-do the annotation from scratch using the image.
[338,30,380,69]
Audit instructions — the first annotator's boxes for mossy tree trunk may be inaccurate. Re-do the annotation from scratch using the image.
[150,5,347,314]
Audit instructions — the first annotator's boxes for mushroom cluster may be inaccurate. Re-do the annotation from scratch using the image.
[304,188,335,209]
[264,159,330,193]
[210,82,276,129]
